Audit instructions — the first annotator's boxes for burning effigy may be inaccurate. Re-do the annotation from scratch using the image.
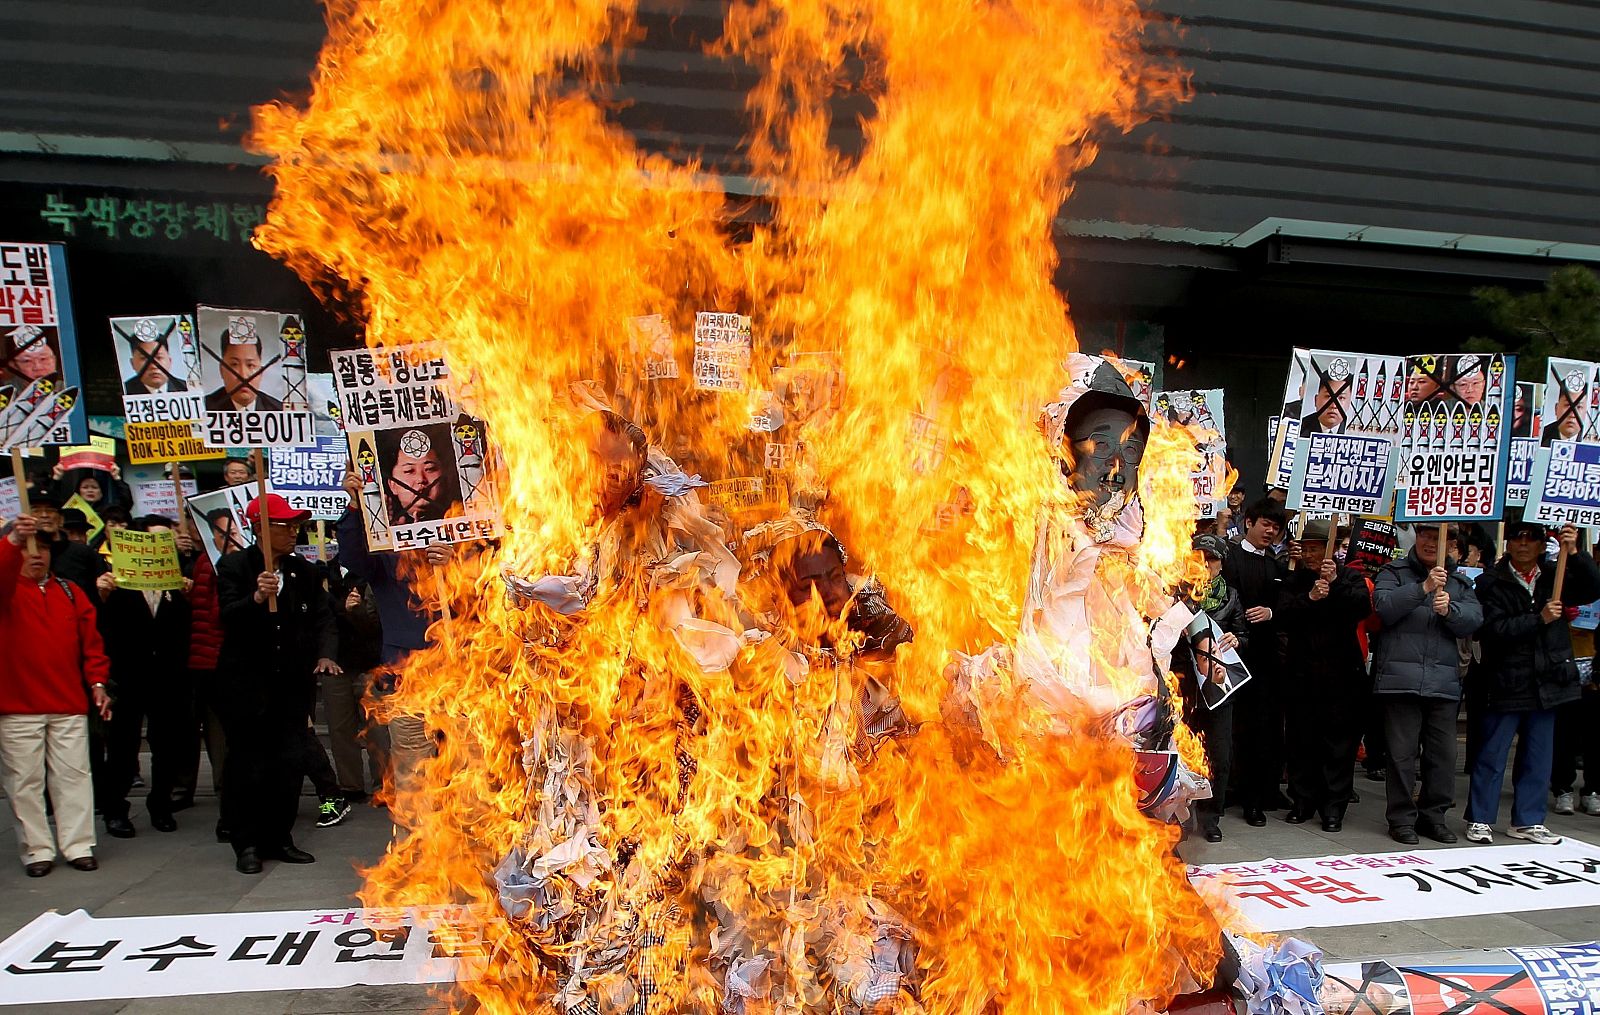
[247,1,1324,1012]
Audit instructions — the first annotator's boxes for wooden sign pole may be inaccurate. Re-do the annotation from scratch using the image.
[252,448,277,613]
[10,449,35,554]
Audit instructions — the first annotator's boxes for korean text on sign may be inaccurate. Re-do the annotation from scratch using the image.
[1529,439,1600,529]
[1289,432,1395,515]
[692,311,751,393]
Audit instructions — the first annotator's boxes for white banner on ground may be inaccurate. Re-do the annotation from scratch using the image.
[1188,838,1600,932]
[0,905,487,1006]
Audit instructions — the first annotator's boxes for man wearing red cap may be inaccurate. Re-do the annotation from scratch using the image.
[214,494,340,874]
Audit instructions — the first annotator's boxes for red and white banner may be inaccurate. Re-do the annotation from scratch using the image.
[1189,838,1600,932]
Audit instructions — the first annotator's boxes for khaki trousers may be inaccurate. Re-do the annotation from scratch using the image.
[0,713,96,864]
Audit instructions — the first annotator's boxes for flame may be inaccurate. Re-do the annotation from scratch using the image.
[247,0,1228,1012]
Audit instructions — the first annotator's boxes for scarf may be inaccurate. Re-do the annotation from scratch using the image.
[1198,574,1228,614]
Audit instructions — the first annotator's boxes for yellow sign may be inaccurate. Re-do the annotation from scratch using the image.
[58,436,118,472]
[63,493,104,544]
[125,420,226,465]
[109,528,184,591]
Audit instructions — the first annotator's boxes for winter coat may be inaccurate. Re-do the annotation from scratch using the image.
[336,507,435,667]
[1193,577,1250,653]
[0,538,110,715]
[1371,550,1483,700]
[329,564,384,675]
[1277,565,1373,698]
[97,584,191,689]
[1474,552,1600,711]
[1221,540,1286,676]
[184,551,222,671]
[215,545,337,723]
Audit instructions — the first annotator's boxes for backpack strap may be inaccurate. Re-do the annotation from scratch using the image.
[53,576,76,603]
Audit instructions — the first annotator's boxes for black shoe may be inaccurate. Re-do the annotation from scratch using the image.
[104,816,135,839]
[1419,821,1458,844]
[1203,824,1223,843]
[150,813,177,833]
[25,860,53,878]
[1322,817,1344,833]
[1244,807,1266,827]
[67,856,98,871]
[1365,767,1386,782]
[272,845,316,864]
[1390,825,1419,845]
[235,848,263,875]
[1285,806,1316,824]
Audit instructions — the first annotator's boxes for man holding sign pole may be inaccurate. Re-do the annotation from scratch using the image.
[1371,524,1482,844]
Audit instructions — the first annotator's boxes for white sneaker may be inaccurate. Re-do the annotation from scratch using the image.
[1464,822,1494,844]
[1554,792,1576,815]
[1583,793,1600,816]
[1509,824,1564,845]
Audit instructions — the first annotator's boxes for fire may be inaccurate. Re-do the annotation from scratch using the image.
[248,0,1228,1012]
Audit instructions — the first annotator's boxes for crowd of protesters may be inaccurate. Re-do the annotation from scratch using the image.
[1198,492,1600,848]
[6,453,1600,878]
[0,458,439,877]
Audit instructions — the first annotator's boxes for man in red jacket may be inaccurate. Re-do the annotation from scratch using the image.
[0,515,113,877]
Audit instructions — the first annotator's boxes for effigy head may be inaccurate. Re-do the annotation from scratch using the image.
[1041,356,1151,517]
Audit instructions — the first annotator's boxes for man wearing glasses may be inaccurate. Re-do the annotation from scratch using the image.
[213,494,341,874]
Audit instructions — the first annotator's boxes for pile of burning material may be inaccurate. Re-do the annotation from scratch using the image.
[247,0,1325,1012]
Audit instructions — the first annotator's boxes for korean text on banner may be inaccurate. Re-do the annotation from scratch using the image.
[1527,439,1600,529]
[269,433,351,521]
[125,419,226,465]
[57,435,117,473]
[1287,432,1397,516]
[1265,349,1310,490]
[0,905,484,1007]
[1394,352,1513,522]
[1154,388,1226,518]
[1346,517,1401,578]
[196,306,315,449]
[0,241,86,449]
[110,314,205,428]
[691,311,752,392]
[1188,837,1600,932]
[331,345,497,552]
[129,473,198,519]
[109,528,184,591]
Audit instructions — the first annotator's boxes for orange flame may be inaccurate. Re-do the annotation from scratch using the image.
[249,1,1225,1012]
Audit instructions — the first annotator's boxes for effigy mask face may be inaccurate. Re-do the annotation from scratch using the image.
[1062,405,1145,510]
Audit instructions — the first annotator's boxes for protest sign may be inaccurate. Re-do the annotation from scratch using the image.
[1527,439,1600,529]
[309,371,342,435]
[0,905,483,1006]
[1346,517,1400,578]
[0,474,18,521]
[1265,350,1310,490]
[1295,350,1405,439]
[1507,380,1544,507]
[127,466,198,520]
[1188,837,1600,932]
[124,419,226,465]
[57,435,117,473]
[629,313,678,381]
[109,528,184,591]
[63,493,103,543]
[196,306,315,448]
[1287,431,1397,516]
[1184,611,1251,710]
[0,242,85,449]
[1395,352,1512,522]
[269,433,350,521]
[1154,388,1227,517]
[692,311,751,392]
[184,485,256,566]
[331,345,497,552]
[1542,358,1600,445]
[109,314,204,428]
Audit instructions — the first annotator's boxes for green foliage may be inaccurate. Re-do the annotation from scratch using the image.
[1464,265,1600,380]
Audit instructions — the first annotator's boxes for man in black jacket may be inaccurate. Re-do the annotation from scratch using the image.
[215,494,340,874]
[1464,518,1600,845]
[93,516,193,836]
[1277,518,1373,832]
[1222,498,1288,826]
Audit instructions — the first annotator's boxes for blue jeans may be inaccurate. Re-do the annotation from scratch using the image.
[1465,708,1556,827]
